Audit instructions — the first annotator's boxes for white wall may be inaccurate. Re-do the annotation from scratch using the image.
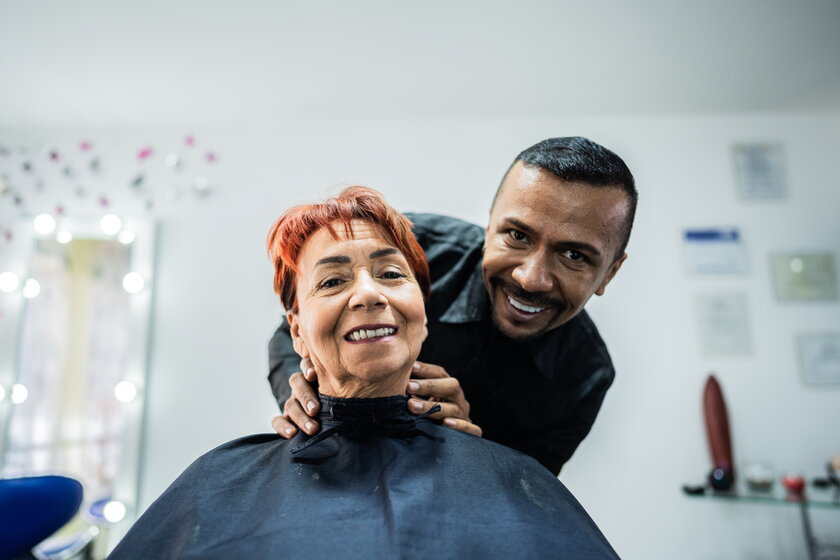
[2,113,839,559]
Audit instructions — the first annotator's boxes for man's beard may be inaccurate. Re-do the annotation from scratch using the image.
[488,277,567,341]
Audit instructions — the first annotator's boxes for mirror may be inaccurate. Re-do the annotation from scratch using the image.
[0,215,154,552]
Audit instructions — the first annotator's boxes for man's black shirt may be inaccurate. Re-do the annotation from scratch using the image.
[268,213,615,475]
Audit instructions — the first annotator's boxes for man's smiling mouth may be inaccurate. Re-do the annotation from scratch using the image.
[507,295,545,314]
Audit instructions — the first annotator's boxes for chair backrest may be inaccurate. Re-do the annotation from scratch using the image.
[0,475,83,560]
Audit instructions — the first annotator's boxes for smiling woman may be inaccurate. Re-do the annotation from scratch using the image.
[109,187,619,559]
[286,221,427,397]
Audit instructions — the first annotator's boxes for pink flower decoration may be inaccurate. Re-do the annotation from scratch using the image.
[185,135,196,147]
[137,147,154,160]
[79,141,92,151]
[205,151,218,162]
[98,196,110,208]
[55,205,65,215]
[50,150,60,162]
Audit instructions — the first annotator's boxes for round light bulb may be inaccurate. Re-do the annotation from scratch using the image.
[11,384,28,404]
[56,230,73,244]
[22,278,40,299]
[0,271,20,293]
[103,500,126,523]
[100,214,122,235]
[118,230,136,245]
[114,381,137,403]
[122,272,145,294]
[33,214,56,235]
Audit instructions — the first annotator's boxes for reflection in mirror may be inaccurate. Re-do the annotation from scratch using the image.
[5,238,130,493]
[0,216,154,555]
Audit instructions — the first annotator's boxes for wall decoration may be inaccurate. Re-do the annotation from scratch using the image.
[798,333,840,385]
[732,142,787,201]
[696,292,752,356]
[683,228,747,274]
[0,135,221,238]
[770,252,837,301]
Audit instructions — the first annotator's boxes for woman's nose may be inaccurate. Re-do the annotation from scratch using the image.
[348,273,387,309]
[511,255,554,293]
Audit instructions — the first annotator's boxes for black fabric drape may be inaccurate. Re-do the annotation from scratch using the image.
[110,396,619,559]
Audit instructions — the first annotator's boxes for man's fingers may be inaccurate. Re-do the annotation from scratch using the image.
[443,418,483,437]
[406,377,461,399]
[407,397,466,420]
[271,415,298,439]
[284,398,320,435]
[410,361,448,379]
[289,371,320,416]
[299,358,316,382]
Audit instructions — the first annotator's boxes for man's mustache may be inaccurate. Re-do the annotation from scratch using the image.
[489,277,566,311]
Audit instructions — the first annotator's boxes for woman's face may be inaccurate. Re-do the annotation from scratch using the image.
[287,220,427,397]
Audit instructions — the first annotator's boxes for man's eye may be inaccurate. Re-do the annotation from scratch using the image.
[508,230,527,243]
[562,249,584,262]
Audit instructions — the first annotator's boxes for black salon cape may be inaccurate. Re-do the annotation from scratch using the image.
[110,396,618,559]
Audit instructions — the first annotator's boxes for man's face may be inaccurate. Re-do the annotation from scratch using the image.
[482,161,630,341]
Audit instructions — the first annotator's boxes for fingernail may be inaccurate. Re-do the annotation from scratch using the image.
[408,381,419,392]
[284,428,293,435]
[305,421,314,432]
[307,401,317,412]
[410,399,423,411]
[412,362,421,371]
[444,418,456,427]
[306,368,315,378]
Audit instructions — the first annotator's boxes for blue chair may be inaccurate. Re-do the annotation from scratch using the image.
[0,476,83,560]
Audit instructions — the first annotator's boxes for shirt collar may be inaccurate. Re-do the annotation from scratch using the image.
[438,260,490,323]
[435,260,579,381]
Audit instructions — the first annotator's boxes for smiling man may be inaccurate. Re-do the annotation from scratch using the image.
[269,137,637,474]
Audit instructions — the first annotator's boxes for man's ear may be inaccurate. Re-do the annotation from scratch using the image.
[595,252,627,296]
[287,312,310,359]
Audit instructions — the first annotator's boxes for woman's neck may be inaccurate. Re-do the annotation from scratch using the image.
[317,369,411,399]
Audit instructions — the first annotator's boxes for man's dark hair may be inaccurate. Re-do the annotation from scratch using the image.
[493,136,638,259]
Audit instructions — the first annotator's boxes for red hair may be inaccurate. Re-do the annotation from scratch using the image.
[267,186,430,313]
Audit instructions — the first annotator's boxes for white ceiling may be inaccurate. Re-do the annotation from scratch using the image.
[1,0,839,126]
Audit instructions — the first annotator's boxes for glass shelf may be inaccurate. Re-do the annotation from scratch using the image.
[685,484,840,510]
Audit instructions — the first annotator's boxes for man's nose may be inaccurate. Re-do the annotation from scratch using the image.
[511,254,554,293]
[348,273,387,309]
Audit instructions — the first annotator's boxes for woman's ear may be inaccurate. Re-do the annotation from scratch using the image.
[287,312,310,359]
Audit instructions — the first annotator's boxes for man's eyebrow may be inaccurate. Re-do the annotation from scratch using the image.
[370,247,400,259]
[315,255,351,267]
[503,217,602,257]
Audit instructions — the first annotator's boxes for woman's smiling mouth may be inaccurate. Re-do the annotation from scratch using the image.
[344,325,398,342]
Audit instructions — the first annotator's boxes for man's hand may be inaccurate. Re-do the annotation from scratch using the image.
[271,358,321,439]
[407,361,483,437]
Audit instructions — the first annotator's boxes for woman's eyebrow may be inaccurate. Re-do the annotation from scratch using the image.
[315,255,351,267]
[369,247,400,259]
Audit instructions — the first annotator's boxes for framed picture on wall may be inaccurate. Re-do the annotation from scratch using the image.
[770,252,838,301]
[798,333,840,385]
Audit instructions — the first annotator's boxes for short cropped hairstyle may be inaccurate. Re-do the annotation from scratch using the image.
[495,136,638,259]
[267,186,430,313]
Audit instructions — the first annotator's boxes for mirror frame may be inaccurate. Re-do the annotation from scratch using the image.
[0,214,155,550]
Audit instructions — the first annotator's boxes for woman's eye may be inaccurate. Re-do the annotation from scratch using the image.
[381,271,406,280]
[319,278,344,289]
[508,229,527,243]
